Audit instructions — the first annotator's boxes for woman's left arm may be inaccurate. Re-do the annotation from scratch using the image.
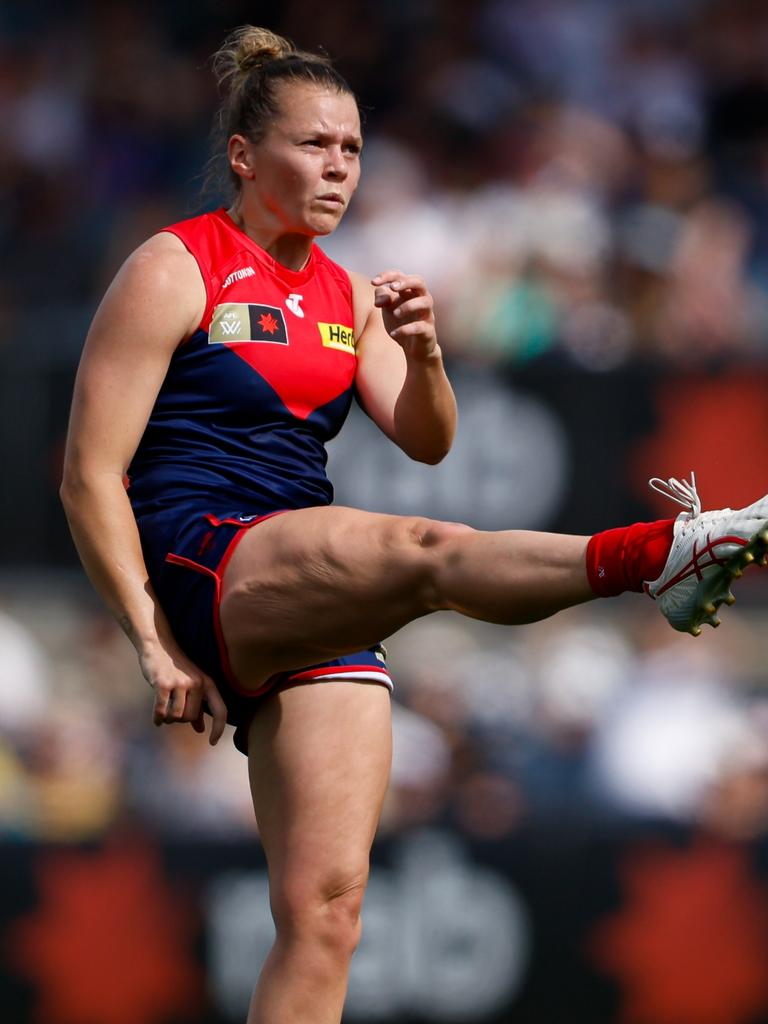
[350,269,457,464]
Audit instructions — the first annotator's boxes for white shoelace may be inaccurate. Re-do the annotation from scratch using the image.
[648,472,702,517]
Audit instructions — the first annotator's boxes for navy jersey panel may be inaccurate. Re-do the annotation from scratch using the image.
[127,208,358,520]
[128,335,354,517]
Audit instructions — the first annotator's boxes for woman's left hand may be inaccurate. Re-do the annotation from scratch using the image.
[372,270,438,360]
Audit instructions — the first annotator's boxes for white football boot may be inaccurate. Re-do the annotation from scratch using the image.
[644,473,768,635]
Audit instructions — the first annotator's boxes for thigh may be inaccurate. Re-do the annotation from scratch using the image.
[219,505,434,688]
[248,681,392,899]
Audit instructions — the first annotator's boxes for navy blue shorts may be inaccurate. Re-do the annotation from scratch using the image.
[137,508,393,754]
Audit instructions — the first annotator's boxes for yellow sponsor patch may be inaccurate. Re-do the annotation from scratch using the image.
[318,322,356,353]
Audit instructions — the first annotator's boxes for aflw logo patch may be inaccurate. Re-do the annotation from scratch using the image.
[209,303,289,345]
[318,322,355,353]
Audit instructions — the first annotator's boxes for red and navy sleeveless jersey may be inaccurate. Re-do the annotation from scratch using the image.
[128,208,358,521]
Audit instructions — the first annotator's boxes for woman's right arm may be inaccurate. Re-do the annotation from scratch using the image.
[60,233,228,744]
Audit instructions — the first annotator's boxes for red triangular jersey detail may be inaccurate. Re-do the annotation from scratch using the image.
[225,338,350,420]
[163,209,356,421]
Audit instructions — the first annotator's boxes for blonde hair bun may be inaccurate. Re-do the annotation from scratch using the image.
[234,26,293,69]
[214,26,323,90]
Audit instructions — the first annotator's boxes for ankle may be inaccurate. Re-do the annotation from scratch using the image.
[587,519,676,597]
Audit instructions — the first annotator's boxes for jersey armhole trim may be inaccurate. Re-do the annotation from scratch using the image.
[158,228,213,345]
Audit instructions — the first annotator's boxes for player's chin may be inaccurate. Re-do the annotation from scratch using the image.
[306,209,346,235]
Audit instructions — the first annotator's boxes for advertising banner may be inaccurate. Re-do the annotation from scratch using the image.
[2,826,768,1023]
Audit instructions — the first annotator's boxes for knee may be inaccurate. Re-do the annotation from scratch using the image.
[271,873,368,961]
[394,517,476,607]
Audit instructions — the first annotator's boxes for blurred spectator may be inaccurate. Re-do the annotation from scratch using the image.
[381,700,452,832]
[0,603,51,735]
[2,0,767,368]
[126,725,258,838]
[589,637,768,832]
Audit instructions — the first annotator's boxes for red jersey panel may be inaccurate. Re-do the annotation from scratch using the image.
[128,208,357,520]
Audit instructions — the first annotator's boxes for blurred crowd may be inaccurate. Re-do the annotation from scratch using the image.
[2,0,768,368]
[2,585,768,843]
[2,0,768,845]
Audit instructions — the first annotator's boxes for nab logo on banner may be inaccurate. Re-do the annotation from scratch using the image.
[209,304,289,345]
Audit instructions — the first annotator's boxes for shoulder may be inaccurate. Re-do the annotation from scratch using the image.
[346,268,373,299]
[101,232,207,342]
[127,230,200,276]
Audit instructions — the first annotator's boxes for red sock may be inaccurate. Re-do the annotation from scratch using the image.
[586,519,676,597]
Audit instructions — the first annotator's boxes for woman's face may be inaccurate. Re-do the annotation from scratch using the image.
[233,82,363,237]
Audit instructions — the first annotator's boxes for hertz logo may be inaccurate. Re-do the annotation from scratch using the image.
[318,322,355,353]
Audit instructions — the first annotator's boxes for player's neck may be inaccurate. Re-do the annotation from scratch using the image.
[226,205,312,272]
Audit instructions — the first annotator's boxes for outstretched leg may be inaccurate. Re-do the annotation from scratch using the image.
[245,681,391,1024]
[219,506,597,688]
[220,478,768,691]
